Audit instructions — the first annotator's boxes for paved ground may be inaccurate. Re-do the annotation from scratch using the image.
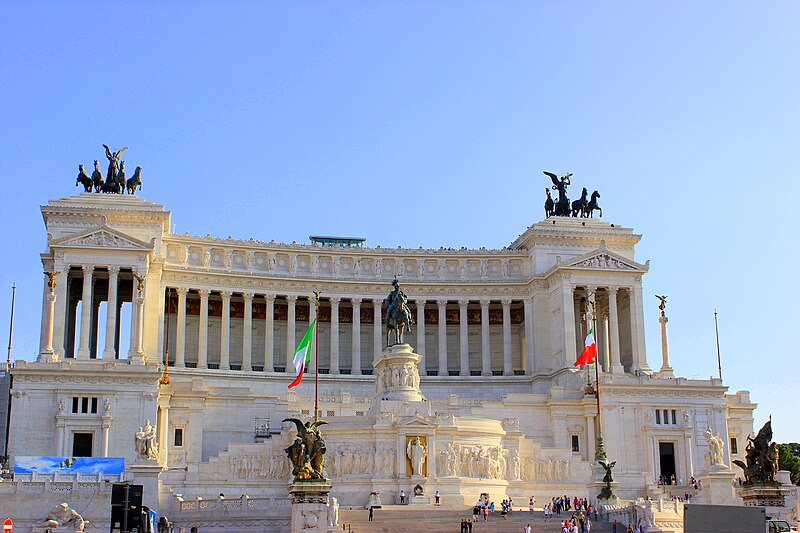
[338,506,617,533]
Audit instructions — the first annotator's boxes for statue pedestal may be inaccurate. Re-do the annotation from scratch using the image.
[289,481,332,533]
[696,466,738,505]
[738,484,791,522]
[129,461,164,515]
[373,344,424,402]
[408,479,430,505]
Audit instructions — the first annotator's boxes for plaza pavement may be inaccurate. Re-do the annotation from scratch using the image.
[338,506,619,532]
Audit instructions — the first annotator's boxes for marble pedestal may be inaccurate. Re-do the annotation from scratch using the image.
[129,460,165,515]
[697,466,738,505]
[738,484,791,522]
[373,344,424,402]
[289,481,332,533]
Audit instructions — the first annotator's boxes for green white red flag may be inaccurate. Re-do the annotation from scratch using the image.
[574,327,597,366]
[288,319,316,389]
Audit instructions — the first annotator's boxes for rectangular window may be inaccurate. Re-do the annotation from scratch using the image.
[663,410,669,424]
[571,435,580,453]
[81,397,89,414]
[72,432,93,457]
[655,410,661,424]
[731,438,738,454]
[671,410,677,425]
[72,397,79,414]
[174,428,183,448]
[91,398,98,414]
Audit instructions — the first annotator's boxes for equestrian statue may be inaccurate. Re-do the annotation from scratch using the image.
[385,278,413,346]
[72,145,143,195]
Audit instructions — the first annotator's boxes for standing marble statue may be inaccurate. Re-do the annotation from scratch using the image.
[33,502,85,532]
[327,496,339,528]
[407,436,427,476]
[704,429,726,467]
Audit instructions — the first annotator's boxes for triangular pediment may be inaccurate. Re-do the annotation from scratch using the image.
[51,226,153,251]
[396,414,437,428]
[562,243,647,272]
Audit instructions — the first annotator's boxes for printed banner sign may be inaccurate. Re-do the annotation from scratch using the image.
[15,456,124,475]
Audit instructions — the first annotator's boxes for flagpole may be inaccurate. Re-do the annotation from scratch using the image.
[313,291,321,423]
[591,296,606,461]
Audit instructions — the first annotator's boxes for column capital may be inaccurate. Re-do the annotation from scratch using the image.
[373,299,382,309]
[286,295,298,304]
[107,266,121,276]
[415,299,426,308]
[351,297,362,307]
[242,291,255,301]
[479,298,491,309]
[329,297,341,306]
[82,264,95,274]
[607,286,620,295]
[220,290,232,300]
[458,299,469,308]
[197,288,210,298]
[436,299,448,307]
[501,298,513,307]
[174,287,187,297]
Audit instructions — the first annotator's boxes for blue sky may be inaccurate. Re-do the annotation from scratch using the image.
[1,1,798,441]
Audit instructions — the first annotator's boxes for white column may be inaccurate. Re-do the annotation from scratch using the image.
[102,267,120,359]
[132,285,145,357]
[55,421,65,456]
[659,315,672,373]
[76,265,94,359]
[52,264,69,357]
[608,287,623,375]
[524,296,536,375]
[458,299,469,376]
[197,289,209,369]
[329,297,340,374]
[219,290,231,370]
[351,298,362,375]
[602,313,611,372]
[242,292,253,371]
[264,294,274,372]
[101,416,112,457]
[480,299,491,376]
[437,299,448,376]
[373,300,382,357]
[586,414,596,461]
[561,280,576,367]
[158,405,169,466]
[40,291,56,357]
[128,279,140,358]
[416,300,426,369]
[630,281,649,371]
[286,296,297,371]
[501,299,513,376]
[175,287,187,368]
[308,297,317,374]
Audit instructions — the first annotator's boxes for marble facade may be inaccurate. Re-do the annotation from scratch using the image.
[6,194,756,527]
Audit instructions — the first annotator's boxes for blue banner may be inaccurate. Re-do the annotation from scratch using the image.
[15,456,125,474]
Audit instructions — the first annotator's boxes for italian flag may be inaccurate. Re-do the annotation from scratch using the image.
[574,327,597,366]
[288,319,316,390]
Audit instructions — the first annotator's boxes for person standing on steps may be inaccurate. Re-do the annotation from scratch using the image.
[368,506,373,522]
[435,489,440,505]
[399,489,405,504]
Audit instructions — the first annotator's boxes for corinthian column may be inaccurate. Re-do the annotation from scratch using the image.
[607,287,623,375]
[501,299,513,376]
[351,298,362,375]
[242,292,254,371]
[102,267,120,360]
[38,286,57,361]
[76,265,94,359]
[373,299,382,358]
[416,299,426,370]
[175,287,187,368]
[286,296,297,371]
[480,299,491,376]
[197,289,209,369]
[437,299,448,376]
[219,290,231,370]
[329,297,340,374]
[264,293,274,372]
[458,299,469,376]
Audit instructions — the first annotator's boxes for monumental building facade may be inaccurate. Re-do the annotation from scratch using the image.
[5,193,756,528]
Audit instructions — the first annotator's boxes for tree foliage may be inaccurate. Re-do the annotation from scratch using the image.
[777,443,800,485]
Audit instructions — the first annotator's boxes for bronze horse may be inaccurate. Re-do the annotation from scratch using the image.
[385,293,413,346]
[76,164,93,192]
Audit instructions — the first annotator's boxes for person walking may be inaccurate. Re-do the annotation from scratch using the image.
[368,506,374,522]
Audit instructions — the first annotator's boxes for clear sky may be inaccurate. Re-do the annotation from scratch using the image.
[1,1,798,441]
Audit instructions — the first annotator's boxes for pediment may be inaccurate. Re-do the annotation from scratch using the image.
[396,414,437,428]
[51,226,153,251]
[563,243,647,272]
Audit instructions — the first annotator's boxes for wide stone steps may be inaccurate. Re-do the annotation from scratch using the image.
[338,507,618,533]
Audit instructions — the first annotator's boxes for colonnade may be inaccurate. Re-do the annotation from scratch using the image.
[162,287,530,377]
[41,265,145,362]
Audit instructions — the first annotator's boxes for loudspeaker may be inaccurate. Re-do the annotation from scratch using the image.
[110,483,144,532]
